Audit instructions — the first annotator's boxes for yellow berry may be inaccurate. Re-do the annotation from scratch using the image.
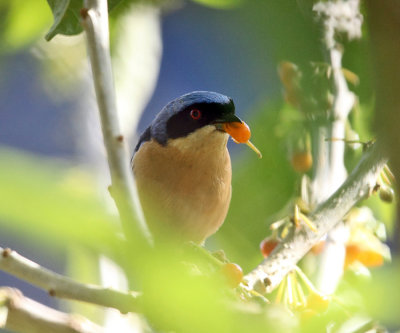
[220,263,243,288]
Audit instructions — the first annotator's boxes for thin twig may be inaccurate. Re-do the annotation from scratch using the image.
[81,0,152,246]
[0,247,140,314]
[0,287,105,333]
[244,143,387,293]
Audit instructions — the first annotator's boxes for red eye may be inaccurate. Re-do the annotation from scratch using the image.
[190,109,202,120]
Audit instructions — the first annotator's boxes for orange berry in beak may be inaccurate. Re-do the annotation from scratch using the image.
[222,121,251,143]
[222,121,262,158]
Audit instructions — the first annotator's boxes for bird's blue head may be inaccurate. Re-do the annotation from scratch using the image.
[135,91,241,151]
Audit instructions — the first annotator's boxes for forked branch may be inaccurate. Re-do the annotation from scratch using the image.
[0,247,140,314]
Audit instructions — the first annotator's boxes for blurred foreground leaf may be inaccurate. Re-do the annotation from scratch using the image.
[138,246,294,333]
[0,147,119,252]
[352,261,400,326]
[0,0,52,50]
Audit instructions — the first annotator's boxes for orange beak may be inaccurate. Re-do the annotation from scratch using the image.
[221,121,262,158]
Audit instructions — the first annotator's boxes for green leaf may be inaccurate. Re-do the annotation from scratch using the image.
[45,0,83,41]
[45,0,126,41]
[190,0,242,9]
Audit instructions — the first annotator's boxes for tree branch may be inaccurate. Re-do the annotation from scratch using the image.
[80,0,152,246]
[244,143,387,293]
[0,247,140,314]
[0,287,104,333]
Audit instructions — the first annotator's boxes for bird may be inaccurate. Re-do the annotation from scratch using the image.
[131,91,261,244]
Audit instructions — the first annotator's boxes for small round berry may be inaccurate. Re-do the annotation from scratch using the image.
[260,237,279,258]
[220,263,243,288]
[291,151,313,173]
[379,187,394,203]
[310,241,325,255]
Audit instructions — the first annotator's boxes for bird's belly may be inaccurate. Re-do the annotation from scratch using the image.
[133,142,232,243]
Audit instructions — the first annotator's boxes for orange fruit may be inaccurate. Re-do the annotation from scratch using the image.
[291,151,313,173]
[260,238,279,258]
[310,241,325,255]
[220,263,243,288]
[345,244,384,268]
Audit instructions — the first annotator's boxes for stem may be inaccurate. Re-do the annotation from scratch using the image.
[312,47,353,294]
[313,0,361,294]
[309,0,359,294]
[244,143,387,293]
[0,247,140,314]
[81,0,152,246]
[0,288,105,333]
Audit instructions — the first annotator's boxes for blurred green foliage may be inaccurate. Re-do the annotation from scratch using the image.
[0,0,52,51]
[0,0,399,332]
[0,148,120,253]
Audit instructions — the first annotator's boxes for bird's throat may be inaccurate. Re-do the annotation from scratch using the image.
[166,125,228,154]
